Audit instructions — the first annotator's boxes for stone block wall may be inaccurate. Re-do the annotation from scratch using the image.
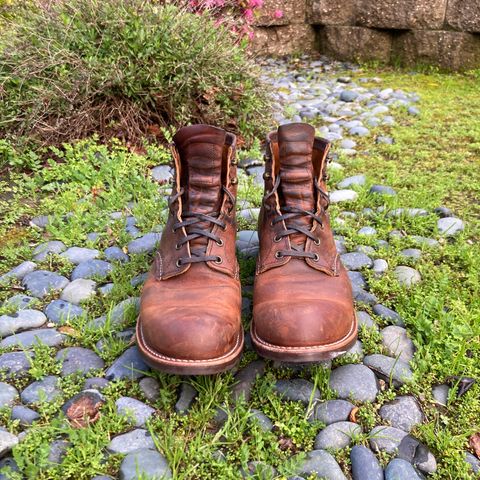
[251,0,480,70]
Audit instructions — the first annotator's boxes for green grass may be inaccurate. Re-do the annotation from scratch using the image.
[0,66,479,479]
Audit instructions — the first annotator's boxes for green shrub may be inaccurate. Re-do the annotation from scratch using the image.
[0,0,270,147]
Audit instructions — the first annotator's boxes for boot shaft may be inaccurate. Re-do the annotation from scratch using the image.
[257,123,338,276]
[155,124,239,280]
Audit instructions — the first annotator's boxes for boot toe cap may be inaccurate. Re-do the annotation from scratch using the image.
[139,307,241,362]
[253,299,355,348]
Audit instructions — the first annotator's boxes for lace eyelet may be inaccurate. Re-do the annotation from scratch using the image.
[273,235,281,243]
[214,256,223,264]
[216,239,224,247]
[314,238,321,246]
[175,243,181,250]
[313,253,319,262]
[176,259,182,267]
[275,251,283,259]
[221,223,227,231]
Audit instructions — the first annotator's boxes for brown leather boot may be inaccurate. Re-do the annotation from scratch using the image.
[136,125,244,374]
[251,123,357,362]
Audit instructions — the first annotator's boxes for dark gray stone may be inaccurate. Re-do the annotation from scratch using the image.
[385,459,424,479]
[60,247,99,264]
[296,449,347,479]
[354,289,379,305]
[369,185,396,196]
[0,261,37,285]
[397,435,437,474]
[465,452,480,474]
[437,217,464,237]
[139,377,160,402]
[356,311,377,330]
[175,383,197,414]
[348,271,367,290]
[48,440,70,464]
[104,246,129,263]
[411,236,439,248]
[60,278,96,305]
[274,379,321,405]
[56,347,105,376]
[119,448,172,480]
[29,215,50,229]
[71,260,112,281]
[232,360,265,403]
[340,90,359,102]
[127,233,161,254]
[3,294,38,311]
[0,457,19,479]
[22,270,69,298]
[340,252,373,271]
[381,326,415,362]
[432,384,449,405]
[0,328,65,349]
[0,309,46,337]
[379,396,423,432]
[350,445,383,480]
[370,426,408,453]
[116,397,155,427]
[0,432,19,457]
[11,405,40,426]
[83,377,109,391]
[434,206,452,218]
[105,347,150,381]
[394,266,421,287]
[44,299,84,324]
[337,175,365,189]
[363,354,413,386]
[372,304,404,327]
[108,429,155,454]
[310,400,355,425]
[314,421,361,450]
[249,409,274,432]
[0,383,18,408]
[400,248,422,261]
[0,351,33,378]
[21,375,61,404]
[329,189,358,203]
[329,364,378,402]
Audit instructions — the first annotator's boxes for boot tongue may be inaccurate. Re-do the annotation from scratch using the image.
[277,123,316,248]
[173,125,226,252]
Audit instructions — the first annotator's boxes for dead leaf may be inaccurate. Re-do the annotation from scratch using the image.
[58,326,80,337]
[278,436,296,452]
[469,433,480,458]
[66,394,104,428]
[349,406,359,423]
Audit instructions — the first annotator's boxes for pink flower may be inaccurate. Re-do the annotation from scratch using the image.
[273,9,283,18]
[243,8,254,21]
[248,0,263,8]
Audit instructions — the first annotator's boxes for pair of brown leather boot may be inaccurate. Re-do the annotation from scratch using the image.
[136,123,357,375]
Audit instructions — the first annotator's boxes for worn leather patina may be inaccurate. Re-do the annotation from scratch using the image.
[137,124,243,374]
[251,123,357,362]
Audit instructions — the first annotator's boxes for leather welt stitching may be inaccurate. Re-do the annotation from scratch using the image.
[252,318,356,351]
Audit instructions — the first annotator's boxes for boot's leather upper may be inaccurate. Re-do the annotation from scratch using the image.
[138,125,242,362]
[253,123,355,349]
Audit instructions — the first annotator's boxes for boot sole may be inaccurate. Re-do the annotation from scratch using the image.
[135,316,244,375]
[250,313,358,363]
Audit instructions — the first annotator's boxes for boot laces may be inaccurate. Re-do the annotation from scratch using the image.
[266,175,330,260]
[169,186,235,265]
